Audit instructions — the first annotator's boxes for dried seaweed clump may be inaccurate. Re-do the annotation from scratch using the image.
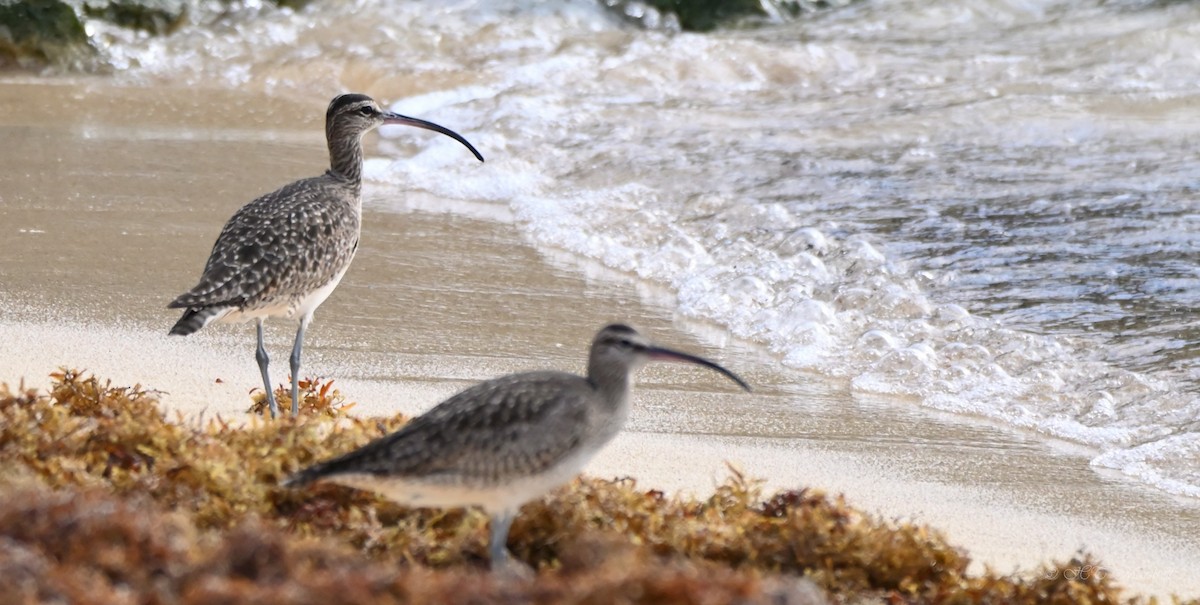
[517,473,1160,603]
[247,377,357,418]
[0,370,1195,604]
[0,369,405,529]
[0,485,836,605]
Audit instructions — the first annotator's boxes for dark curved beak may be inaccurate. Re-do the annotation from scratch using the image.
[382,112,485,162]
[644,346,752,392]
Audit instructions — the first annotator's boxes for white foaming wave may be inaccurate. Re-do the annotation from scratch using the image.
[266,0,1200,500]
[365,84,1200,499]
[83,0,1200,499]
[1092,434,1200,499]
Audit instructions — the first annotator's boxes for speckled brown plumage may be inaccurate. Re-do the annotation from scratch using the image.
[286,324,751,571]
[289,371,595,485]
[168,93,483,418]
[168,175,362,328]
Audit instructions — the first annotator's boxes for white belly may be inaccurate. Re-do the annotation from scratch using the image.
[293,265,351,319]
[213,264,352,325]
[329,450,597,515]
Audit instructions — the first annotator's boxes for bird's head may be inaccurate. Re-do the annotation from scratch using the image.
[325,93,484,162]
[589,324,751,391]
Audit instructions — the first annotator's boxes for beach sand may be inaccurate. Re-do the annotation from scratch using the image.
[2,80,1197,598]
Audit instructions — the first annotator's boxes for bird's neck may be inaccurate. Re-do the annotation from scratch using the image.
[588,361,633,414]
[327,130,365,191]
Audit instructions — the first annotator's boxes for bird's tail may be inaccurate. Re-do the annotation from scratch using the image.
[281,466,324,488]
[282,453,362,488]
[169,307,222,336]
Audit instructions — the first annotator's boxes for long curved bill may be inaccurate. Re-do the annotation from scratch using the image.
[645,346,752,392]
[382,112,485,162]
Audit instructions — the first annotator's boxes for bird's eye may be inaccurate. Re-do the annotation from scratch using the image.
[358,106,374,116]
[617,339,634,349]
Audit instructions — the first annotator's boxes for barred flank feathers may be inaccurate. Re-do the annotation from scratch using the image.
[169,307,223,336]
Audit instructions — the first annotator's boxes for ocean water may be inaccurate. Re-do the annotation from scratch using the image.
[100,0,1200,496]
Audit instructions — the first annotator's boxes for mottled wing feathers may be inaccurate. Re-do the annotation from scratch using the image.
[169,176,360,311]
[291,372,594,486]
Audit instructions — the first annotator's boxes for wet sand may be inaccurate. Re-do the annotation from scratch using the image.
[2,80,1198,598]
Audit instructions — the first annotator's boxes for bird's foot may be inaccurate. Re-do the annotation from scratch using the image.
[492,553,534,581]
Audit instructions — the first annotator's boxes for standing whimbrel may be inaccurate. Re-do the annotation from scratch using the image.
[284,323,750,571]
[169,93,484,419]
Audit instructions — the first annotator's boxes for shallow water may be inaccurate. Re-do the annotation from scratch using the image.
[16,0,1200,496]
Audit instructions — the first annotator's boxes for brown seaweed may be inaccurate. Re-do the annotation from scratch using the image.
[0,370,1192,604]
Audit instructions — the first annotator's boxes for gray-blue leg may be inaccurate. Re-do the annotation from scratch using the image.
[289,316,309,416]
[255,319,278,419]
[488,511,516,567]
[488,511,533,579]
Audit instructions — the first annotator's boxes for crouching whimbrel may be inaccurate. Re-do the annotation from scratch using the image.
[284,324,750,572]
[168,93,484,418]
